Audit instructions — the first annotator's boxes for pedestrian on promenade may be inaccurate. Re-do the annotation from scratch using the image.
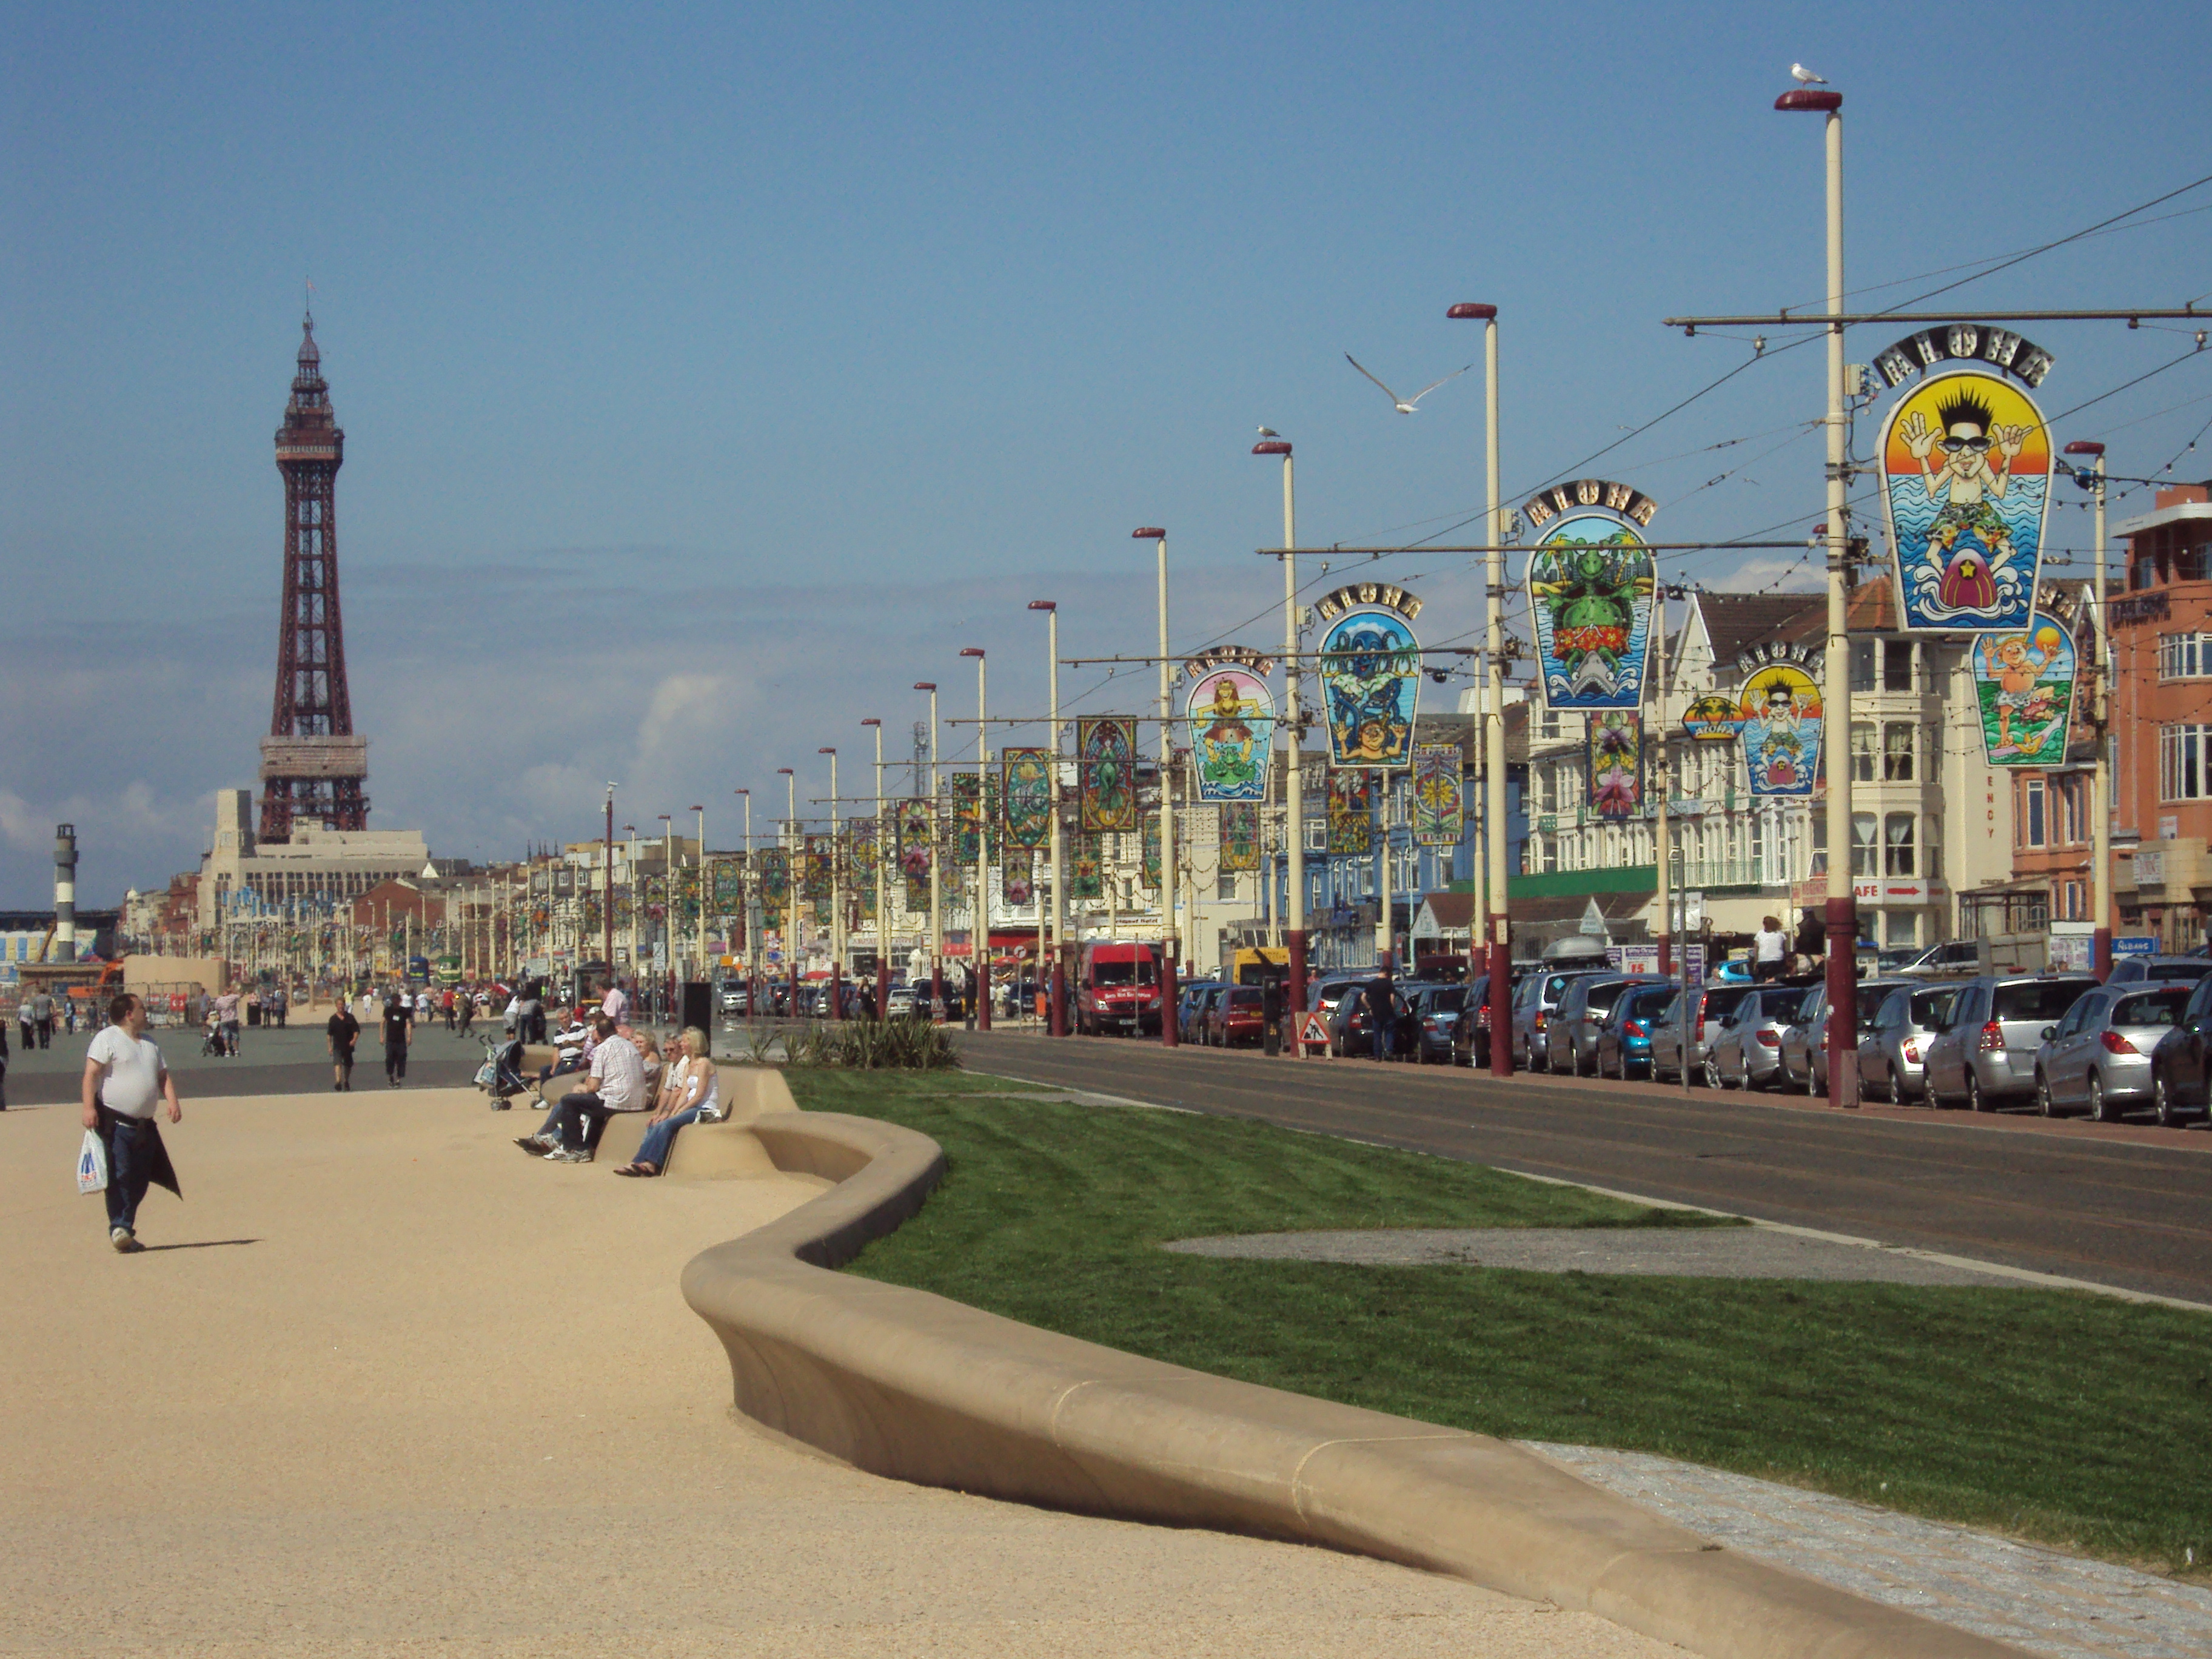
[81,993,183,1253]
[600,977,628,1027]
[1362,978,1395,1062]
[212,988,241,1056]
[457,986,475,1035]
[17,999,36,1054]
[1,1017,10,1110]
[272,985,287,1028]
[32,989,56,1048]
[380,991,412,1087]
[517,1015,645,1163]
[327,1001,360,1091]
[1754,917,1789,984]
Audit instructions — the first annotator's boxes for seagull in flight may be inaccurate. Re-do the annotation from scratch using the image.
[1344,354,1472,414]
[1790,62,1828,84]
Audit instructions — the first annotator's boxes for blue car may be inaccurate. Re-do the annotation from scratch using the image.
[1594,983,1681,1080]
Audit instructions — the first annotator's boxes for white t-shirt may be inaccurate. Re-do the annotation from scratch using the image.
[1754,928,1788,964]
[87,1026,166,1119]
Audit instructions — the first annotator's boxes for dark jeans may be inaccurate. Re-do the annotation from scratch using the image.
[36,1017,53,1048]
[553,1090,618,1153]
[385,1042,407,1082]
[104,1114,155,1235]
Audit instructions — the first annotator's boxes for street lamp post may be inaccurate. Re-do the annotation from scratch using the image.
[1254,437,1305,1030]
[734,788,753,1015]
[778,768,797,1017]
[863,719,889,1016]
[1777,80,1857,1105]
[1449,300,1511,1076]
[961,647,991,1030]
[1134,528,1178,1045]
[602,785,615,983]
[658,813,673,1010]
[624,823,638,982]
[915,682,943,1022]
[1028,602,1064,1034]
[820,748,842,1019]
[692,804,706,990]
[2065,440,2112,979]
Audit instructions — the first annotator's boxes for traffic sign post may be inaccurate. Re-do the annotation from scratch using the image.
[1296,1010,1332,1059]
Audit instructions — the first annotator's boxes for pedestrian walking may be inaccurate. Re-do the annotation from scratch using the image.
[212,988,241,1056]
[272,985,288,1028]
[381,991,412,1086]
[32,989,56,1048]
[327,1001,360,1091]
[1,1016,10,1110]
[81,993,183,1253]
[1754,916,1789,984]
[16,999,35,1054]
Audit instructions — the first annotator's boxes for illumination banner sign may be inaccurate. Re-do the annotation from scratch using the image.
[1327,769,1373,856]
[1070,834,1104,900]
[1585,711,1646,822]
[1409,742,1463,847]
[952,772,984,865]
[1219,802,1261,873]
[801,836,831,901]
[1181,647,1275,802]
[1682,694,1747,743]
[1736,646,1825,798]
[758,848,790,914]
[1522,480,1658,711]
[849,819,878,891]
[1002,855,1034,908]
[1877,337,2056,634]
[1315,585,1421,768]
[1142,814,1161,891]
[1000,747,1053,850]
[1077,717,1138,832]
[1972,612,2076,767]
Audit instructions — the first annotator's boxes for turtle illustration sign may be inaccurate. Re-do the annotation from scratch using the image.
[1182,650,1275,802]
[1879,362,2053,633]
[1316,588,1421,768]
[1523,481,1658,711]
[1972,612,2076,767]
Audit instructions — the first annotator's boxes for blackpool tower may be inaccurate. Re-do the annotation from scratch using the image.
[259,313,370,842]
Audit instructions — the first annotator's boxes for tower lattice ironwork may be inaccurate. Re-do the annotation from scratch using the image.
[258,313,370,842]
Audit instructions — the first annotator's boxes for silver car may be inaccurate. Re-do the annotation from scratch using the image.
[1854,983,1960,1104]
[1513,970,1604,1070]
[1777,979,1911,1095]
[1548,975,1666,1076]
[2033,982,2192,1121]
[1649,982,1758,1085]
[1896,939,1982,979]
[2102,955,2212,988]
[1706,985,1815,1090]
[1922,974,2100,1111]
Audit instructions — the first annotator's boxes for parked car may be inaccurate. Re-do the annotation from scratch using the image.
[1305,975,1369,1025]
[1177,980,1224,1041]
[911,984,967,1022]
[885,984,916,1018]
[2033,982,2191,1121]
[1205,985,1266,1047]
[1896,939,1982,979]
[1594,983,1679,1081]
[1074,940,1162,1036]
[1548,976,1666,1076]
[1405,982,1469,1065]
[1705,985,1816,1090]
[1512,970,1607,1070]
[2103,954,2212,988]
[1448,974,1495,1070]
[1649,982,1758,1084]
[1710,958,1756,985]
[1854,982,1959,1104]
[717,982,749,1015]
[1326,977,1412,1058]
[1778,979,1910,1095]
[1920,974,2099,1111]
[2147,971,2212,1127]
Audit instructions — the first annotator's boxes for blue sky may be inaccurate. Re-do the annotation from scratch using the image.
[4,1,2207,907]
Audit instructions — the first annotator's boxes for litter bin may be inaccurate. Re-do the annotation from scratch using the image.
[247,1002,263,1028]
[1261,980,1283,1056]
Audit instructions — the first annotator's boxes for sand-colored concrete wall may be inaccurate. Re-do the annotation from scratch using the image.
[682,1088,2026,1659]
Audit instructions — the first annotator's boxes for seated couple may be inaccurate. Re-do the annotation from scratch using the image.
[515,1022,712,1171]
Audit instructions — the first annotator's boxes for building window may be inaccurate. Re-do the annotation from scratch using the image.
[1851,812,1879,876]
[2159,634,2212,679]
[1925,813,1942,882]
[2020,778,2046,846]
[1925,719,1941,772]
[1851,722,1877,782]
[1216,869,1238,901]
[2057,775,2084,846]
[2181,546,2212,583]
[1811,814,1828,876]
[1883,640,1914,692]
[2160,724,2212,801]
[1885,909,1919,948]
[1850,640,1877,692]
[1538,834,1557,873]
[2132,554,2157,590]
[1884,813,1916,876]
[1883,723,1915,781]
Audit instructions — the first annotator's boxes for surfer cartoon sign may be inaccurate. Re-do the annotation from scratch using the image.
[1972,614,2076,767]
[1879,365,2051,632]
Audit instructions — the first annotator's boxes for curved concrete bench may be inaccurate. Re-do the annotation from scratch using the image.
[683,1090,2025,1659]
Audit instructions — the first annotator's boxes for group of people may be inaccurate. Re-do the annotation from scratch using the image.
[13,989,70,1049]
[512,980,721,1176]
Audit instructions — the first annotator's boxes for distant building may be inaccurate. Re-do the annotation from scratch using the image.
[195,788,430,929]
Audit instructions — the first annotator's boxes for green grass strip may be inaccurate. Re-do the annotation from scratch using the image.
[788,1070,2212,1577]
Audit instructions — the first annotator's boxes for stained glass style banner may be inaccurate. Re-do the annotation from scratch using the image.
[897,799,933,882]
[1001,747,1053,848]
[1142,815,1161,891]
[1218,802,1260,873]
[1585,711,1645,822]
[802,836,832,901]
[1078,718,1138,832]
[1410,742,1464,846]
[953,771,984,865]
[1070,833,1104,900]
[1184,662,1274,802]
[1327,769,1373,856]
[1003,854,1034,908]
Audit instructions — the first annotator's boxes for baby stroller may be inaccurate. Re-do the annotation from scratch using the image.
[474,1034,532,1110]
[201,1018,232,1058]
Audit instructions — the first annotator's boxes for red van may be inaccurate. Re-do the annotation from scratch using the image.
[1075,941,1163,1036]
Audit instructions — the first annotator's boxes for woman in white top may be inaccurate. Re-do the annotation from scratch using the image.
[614,1027,720,1178]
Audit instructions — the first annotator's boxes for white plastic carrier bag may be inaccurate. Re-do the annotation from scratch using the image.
[78,1128,109,1195]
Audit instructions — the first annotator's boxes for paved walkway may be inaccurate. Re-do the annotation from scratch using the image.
[0,1088,1669,1658]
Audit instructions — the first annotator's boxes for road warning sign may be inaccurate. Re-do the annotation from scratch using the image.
[1296,1011,1331,1058]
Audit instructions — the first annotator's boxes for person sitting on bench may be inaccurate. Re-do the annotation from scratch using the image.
[515,1016,646,1162]
[613,1027,720,1178]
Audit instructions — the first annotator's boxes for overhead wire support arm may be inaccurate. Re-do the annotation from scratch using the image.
[1662,306,2205,330]
[1252,542,1817,556]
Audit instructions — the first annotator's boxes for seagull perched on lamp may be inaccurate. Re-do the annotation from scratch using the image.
[1344,354,1472,415]
[1790,62,1828,84]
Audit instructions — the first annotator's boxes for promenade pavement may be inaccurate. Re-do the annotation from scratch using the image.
[0,1085,1671,1658]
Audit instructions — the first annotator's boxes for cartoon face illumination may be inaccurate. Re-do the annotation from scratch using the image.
[1971,612,2077,767]
[1736,664,1823,797]
[1319,611,1420,768]
[1184,668,1275,802]
[1881,367,2052,632]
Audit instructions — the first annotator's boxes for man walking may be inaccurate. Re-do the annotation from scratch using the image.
[81,993,183,1253]
[327,999,360,1091]
[212,988,241,1057]
[381,991,412,1087]
[32,988,56,1049]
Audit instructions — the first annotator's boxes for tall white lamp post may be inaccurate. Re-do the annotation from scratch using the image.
[1028,601,1064,1033]
[1133,527,1178,1045]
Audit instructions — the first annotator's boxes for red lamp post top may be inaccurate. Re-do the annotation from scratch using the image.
[860,717,881,727]
[689,804,702,812]
[1252,440,1292,456]
[732,786,748,794]
[913,680,936,692]
[775,767,793,776]
[1027,599,1056,611]
[1774,88,1842,112]
[960,646,985,658]
[1131,526,1166,540]
[2063,440,2106,457]
[818,746,836,756]
[1446,303,1496,321]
